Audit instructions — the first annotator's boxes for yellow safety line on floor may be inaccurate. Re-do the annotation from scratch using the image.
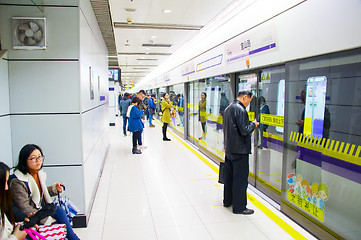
[154,120,307,240]
[155,120,219,173]
[190,178,219,181]
[259,173,282,177]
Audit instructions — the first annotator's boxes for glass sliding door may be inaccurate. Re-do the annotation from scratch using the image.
[197,75,232,162]
[282,48,361,240]
[256,66,285,203]
[187,82,197,144]
[168,83,185,136]
[235,73,258,186]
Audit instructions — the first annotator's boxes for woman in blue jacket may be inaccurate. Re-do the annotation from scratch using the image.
[127,97,144,154]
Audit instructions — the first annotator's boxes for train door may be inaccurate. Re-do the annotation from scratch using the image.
[235,72,258,186]
[255,66,285,203]
[187,82,197,144]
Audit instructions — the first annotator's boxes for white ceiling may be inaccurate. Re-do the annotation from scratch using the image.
[108,0,235,86]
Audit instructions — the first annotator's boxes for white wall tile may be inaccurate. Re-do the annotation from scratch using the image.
[0,52,13,167]
[0,116,13,167]
[9,61,80,113]
[11,114,83,165]
[0,51,10,115]
[44,165,85,213]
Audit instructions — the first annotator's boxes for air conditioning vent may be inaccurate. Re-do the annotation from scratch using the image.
[142,43,172,47]
[12,17,46,50]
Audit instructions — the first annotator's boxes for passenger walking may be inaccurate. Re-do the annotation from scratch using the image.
[119,92,131,136]
[161,93,173,141]
[199,92,207,139]
[0,162,28,240]
[223,90,259,214]
[10,144,81,240]
[127,97,144,154]
[148,94,156,127]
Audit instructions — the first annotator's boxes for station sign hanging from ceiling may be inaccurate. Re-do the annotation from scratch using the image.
[224,21,277,65]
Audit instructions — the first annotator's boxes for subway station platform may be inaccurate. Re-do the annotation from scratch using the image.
[74,118,317,240]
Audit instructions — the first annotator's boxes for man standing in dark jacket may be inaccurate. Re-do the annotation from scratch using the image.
[223,90,259,214]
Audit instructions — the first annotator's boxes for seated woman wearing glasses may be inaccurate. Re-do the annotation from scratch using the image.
[10,144,80,240]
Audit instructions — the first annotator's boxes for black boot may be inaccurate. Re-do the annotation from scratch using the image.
[162,125,166,139]
[162,125,171,141]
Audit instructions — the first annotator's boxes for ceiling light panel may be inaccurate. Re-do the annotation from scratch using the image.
[162,9,172,14]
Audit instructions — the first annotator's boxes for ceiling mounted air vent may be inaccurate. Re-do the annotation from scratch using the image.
[137,58,157,61]
[125,8,136,12]
[142,43,171,47]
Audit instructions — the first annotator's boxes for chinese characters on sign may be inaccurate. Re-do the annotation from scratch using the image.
[287,173,328,222]
[287,191,324,222]
[241,40,251,50]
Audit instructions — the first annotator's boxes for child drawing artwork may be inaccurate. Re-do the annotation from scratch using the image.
[287,173,296,193]
[287,173,329,212]
[318,183,329,210]
[311,183,319,205]
[294,173,303,196]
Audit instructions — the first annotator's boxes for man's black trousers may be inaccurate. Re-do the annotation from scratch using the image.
[223,154,249,212]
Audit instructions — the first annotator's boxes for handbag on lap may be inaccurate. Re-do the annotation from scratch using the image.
[24,224,67,240]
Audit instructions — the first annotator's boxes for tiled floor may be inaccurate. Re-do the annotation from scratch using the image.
[74,118,317,240]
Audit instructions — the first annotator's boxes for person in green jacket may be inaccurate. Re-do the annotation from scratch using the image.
[161,93,173,141]
[199,92,207,139]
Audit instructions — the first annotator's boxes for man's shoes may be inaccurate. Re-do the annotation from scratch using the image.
[123,134,127,137]
[149,124,155,127]
[223,203,232,207]
[233,208,254,215]
[163,138,171,141]
[132,149,142,154]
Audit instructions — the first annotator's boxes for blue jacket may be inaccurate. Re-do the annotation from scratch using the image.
[119,98,131,115]
[148,98,156,110]
[128,106,144,132]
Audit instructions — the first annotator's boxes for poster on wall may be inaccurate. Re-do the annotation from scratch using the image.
[89,66,94,100]
[303,76,327,138]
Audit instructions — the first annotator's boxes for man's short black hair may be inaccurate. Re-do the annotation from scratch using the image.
[151,94,156,98]
[138,90,146,95]
[238,90,253,98]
